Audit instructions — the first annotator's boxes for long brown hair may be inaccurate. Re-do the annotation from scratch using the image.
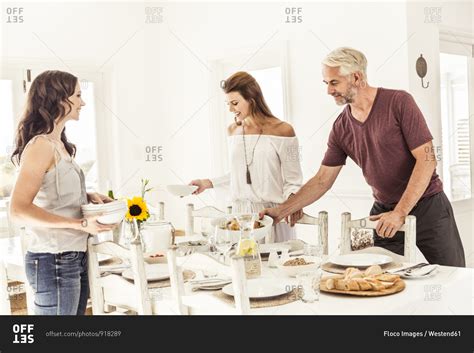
[11,70,78,165]
[221,71,276,119]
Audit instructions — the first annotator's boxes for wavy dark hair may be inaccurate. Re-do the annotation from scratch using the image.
[220,71,276,119]
[11,70,78,165]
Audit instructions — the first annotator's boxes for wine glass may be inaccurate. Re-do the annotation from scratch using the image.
[235,199,257,238]
[214,218,234,259]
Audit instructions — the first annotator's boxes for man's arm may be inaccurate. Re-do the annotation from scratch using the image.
[261,165,343,223]
[371,140,437,237]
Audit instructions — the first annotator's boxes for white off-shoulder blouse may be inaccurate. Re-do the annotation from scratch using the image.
[210,135,303,242]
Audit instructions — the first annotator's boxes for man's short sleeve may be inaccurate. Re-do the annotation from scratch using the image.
[396,91,433,151]
[321,122,347,167]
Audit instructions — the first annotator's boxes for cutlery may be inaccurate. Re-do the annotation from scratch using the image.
[388,263,429,274]
[404,265,439,277]
[189,278,231,285]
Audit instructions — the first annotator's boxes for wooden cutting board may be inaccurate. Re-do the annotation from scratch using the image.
[320,276,405,297]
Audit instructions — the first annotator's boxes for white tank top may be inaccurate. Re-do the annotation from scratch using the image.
[22,135,89,253]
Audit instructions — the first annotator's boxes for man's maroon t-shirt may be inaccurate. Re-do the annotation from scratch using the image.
[321,87,443,205]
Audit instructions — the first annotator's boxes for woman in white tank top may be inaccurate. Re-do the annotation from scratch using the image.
[10,70,117,315]
[190,72,304,242]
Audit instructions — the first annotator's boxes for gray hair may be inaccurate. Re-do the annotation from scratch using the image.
[322,47,368,80]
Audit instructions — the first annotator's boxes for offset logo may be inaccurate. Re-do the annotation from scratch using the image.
[5,7,24,23]
[12,324,34,344]
[145,145,163,162]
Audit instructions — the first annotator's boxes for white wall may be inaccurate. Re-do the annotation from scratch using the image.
[405,0,473,266]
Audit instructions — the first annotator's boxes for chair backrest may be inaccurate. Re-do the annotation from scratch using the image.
[0,260,10,315]
[166,247,251,315]
[0,200,15,238]
[340,212,416,263]
[87,237,152,315]
[292,211,328,255]
[185,203,231,236]
[230,256,250,315]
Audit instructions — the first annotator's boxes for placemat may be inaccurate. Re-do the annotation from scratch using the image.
[213,287,302,309]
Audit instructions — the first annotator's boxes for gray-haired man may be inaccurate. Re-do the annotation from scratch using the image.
[261,47,465,267]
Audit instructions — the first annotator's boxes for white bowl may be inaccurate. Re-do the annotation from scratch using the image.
[166,185,198,197]
[92,209,127,224]
[210,215,273,242]
[276,255,321,277]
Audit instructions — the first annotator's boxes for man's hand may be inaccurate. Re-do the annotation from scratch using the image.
[259,207,284,224]
[370,210,406,238]
[285,194,303,227]
[287,209,303,227]
[87,192,113,204]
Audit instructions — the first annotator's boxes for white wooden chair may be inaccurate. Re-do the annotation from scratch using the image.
[148,201,165,221]
[87,236,152,315]
[0,260,10,315]
[167,246,252,315]
[284,211,329,255]
[185,203,232,236]
[340,212,417,263]
[0,200,15,238]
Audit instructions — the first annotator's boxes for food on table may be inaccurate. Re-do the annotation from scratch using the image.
[324,265,401,292]
[363,265,383,276]
[219,218,264,231]
[283,257,315,266]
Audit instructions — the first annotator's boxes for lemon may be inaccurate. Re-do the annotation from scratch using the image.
[237,239,257,256]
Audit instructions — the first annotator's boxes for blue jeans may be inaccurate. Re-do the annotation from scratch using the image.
[25,251,89,315]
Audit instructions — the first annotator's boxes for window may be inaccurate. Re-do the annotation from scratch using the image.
[249,66,285,120]
[439,47,473,201]
[65,80,99,192]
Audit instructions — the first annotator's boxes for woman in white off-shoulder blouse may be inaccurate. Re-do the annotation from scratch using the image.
[190,72,303,242]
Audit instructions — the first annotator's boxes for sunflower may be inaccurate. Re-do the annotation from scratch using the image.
[126,196,149,222]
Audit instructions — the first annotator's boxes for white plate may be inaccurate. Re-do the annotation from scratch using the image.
[222,278,288,299]
[331,253,393,267]
[166,185,198,197]
[122,264,170,282]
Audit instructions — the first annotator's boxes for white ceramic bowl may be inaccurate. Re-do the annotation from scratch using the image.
[276,255,321,277]
[210,215,273,242]
[166,185,198,197]
[96,209,127,224]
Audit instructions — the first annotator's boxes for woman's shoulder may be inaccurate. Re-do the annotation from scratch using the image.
[21,135,56,165]
[267,119,296,137]
[227,122,241,136]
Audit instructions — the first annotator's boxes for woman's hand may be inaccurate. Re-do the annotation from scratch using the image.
[78,214,119,235]
[189,179,213,195]
[87,192,113,204]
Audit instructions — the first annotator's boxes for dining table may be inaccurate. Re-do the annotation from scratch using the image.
[145,235,474,316]
[1,235,473,316]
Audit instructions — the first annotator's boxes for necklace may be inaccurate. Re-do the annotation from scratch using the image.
[242,124,263,185]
